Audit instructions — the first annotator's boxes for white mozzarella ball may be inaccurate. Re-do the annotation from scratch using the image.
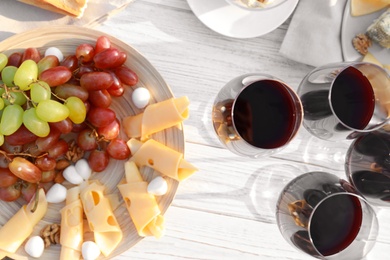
[82,241,101,260]
[75,158,92,180]
[24,236,45,258]
[132,87,150,109]
[45,47,64,62]
[63,165,84,185]
[46,183,67,203]
[147,176,168,196]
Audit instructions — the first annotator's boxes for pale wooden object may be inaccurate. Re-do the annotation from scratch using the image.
[0,25,183,259]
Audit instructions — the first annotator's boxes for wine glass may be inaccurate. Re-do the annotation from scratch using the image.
[212,73,303,158]
[297,62,390,141]
[345,129,390,208]
[276,171,378,259]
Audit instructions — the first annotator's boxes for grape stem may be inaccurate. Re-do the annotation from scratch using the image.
[0,84,16,104]
[0,150,48,161]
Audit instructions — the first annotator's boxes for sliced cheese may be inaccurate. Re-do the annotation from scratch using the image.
[351,0,390,16]
[60,186,83,260]
[18,0,88,18]
[0,189,47,254]
[118,161,165,238]
[128,138,198,182]
[80,182,122,257]
[362,51,384,67]
[123,96,190,141]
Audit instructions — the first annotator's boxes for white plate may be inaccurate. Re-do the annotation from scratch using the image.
[341,0,389,63]
[186,0,299,39]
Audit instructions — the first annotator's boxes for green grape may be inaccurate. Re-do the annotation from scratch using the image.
[0,53,8,72]
[14,60,38,90]
[23,108,50,137]
[1,66,17,87]
[36,100,69,122]
[0,133,3,146]
[30,81,51,103]
[65,96,86,124]
[0,104,23,135]
[0,99,4,110]
[3,91,27,106]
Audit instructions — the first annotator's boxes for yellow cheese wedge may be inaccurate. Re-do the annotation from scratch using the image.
[0,189,47,255]
[80,182,123,257]
[128,138,198,182]
[118,161,165,238]
[362,51,384,67]
[123,96,190,141]
[351,0,390,16]
[17,0,88,18]
[60,186,83,260]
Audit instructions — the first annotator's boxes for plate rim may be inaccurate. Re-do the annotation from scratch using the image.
[0,24,184,259]
[186,0,299,39]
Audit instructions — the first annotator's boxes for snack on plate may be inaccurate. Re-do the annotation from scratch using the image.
[238,0,274,8]
[351,0,390,16]
[80,181,123,257]
[17,0,88,18]
[0,189,47,259]
[123,96,190,141]
[366,8,390,48]
[118,161,165,238]
[128,138,198,182]
[60,186,84,260]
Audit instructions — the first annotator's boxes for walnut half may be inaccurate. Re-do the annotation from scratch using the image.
[352,33,372,55]
[40,223,61,248]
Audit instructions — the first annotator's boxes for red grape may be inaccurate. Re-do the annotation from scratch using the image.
[7,52,22,67]
[9,157,42,183]
[88,89,112,108]
[54,83,89,102]
[95,36,111,54]
[76,43,95,63]
[88,149,109,172]
[114,66,138,86]
[49,118,73,134]
[0,168,18,188]
[106,139,130,160]
[87,107,116,127]
[36,128,62,152]
[97,119,120,140]
[60,54,78,71]
[21,182,38,203]
[35,155,56,171]
[39,66,72,87]
[37,55,59,74]
[22,47,41,63]
[0,184,21,202]
[4,125,38,146]
[80,72,114,91]
[93,48,126,69]
[77,128,98,151]
[41,170,56,183]
[47,139,68,159]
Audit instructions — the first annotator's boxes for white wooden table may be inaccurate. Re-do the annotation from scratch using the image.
[93,0,390,259]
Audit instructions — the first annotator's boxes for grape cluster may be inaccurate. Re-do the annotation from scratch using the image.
[0,36,136,202]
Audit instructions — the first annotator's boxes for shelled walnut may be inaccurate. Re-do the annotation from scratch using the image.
[40,223,61,248]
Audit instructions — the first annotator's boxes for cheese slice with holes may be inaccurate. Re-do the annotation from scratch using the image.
[351,0,390,16]
[60,186,83,260]
[118,161,165,238]
[80,182,122,257]
[123,96,190,141]
[0,189,47,255]
[127,138,198,182]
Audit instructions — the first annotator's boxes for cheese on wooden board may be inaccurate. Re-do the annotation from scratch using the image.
[127,138,198,182]
[123,96,190,140]
[60,186,83,260]
[80,181,122,257]
[118,161,165,238]
[0,189,47,256]
[351,0,390,16]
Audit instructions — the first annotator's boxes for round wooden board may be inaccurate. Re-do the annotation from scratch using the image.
[0,25,183,259]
